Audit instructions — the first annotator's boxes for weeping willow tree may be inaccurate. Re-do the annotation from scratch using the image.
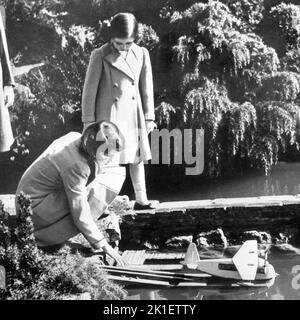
[2,0,300,188]
[220,0,265,28]
[158,0,300,177]
[183,77,257,176]
[171,2,279,94]
[263,3,300,57]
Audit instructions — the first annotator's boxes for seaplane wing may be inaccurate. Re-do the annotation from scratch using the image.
[232,240,258,281]
[182,240,260,281]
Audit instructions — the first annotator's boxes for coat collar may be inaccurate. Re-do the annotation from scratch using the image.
[103,43,142,81]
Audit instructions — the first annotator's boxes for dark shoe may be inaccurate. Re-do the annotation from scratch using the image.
[133,202,156,211]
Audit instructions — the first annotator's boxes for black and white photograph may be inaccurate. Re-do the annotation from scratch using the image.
[1,0,300,306]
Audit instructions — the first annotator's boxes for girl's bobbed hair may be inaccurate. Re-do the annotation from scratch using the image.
[80,120,125,159]
[109,12,138,40]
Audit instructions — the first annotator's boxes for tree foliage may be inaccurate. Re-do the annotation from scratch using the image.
[2,0,300,188]
[220,0,265,28]
[163,0,299,177]
[262,2,300,57]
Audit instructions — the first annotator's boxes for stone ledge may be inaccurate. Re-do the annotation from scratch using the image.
[154,195,300,213]
[119,195,300,244]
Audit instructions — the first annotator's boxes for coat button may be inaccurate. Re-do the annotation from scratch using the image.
[132,96,135,100]
[132,81,135,86]
[114,83,119,88]
[114,97,119,102]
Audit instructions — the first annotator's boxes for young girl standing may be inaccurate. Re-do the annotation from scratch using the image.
[82,13,156,210]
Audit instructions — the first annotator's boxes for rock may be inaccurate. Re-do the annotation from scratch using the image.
[240,230,272,244]
[196,237,209,248]
[194,228,228,249]
[273,233,289,244]
[272,227,300,244]
[164,235,193,249]
[143,241,160,250]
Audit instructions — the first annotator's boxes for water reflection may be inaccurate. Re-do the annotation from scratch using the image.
[126,253,300,300]
[151,162,300,202]
[127,287,271,300]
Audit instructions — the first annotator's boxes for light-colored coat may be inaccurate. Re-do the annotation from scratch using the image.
[82,43,154,164]
[15,132,125,247]
[0,11,15,152]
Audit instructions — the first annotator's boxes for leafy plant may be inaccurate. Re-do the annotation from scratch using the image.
[0,194,126,300]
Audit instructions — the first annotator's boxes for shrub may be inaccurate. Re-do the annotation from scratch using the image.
[258,72,300,102]
[262,3,300,57]
[221,0,265,28]
[0,194,126,300]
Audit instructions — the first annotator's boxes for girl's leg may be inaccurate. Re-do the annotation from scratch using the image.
[129,162,149,205]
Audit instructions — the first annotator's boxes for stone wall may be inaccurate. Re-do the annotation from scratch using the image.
[2,194,300,247]
[119,196,300,246]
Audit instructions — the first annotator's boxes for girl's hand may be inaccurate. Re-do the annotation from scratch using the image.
[146,120,157,134]
[93,239,126,266]
[102,243,127,266]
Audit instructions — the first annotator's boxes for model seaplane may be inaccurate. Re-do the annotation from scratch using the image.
[102,240,278,288]
[182,240,277,287]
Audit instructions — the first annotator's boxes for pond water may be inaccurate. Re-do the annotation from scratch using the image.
[125,252,300,300]
[149,161,300,202]
[126,161,300,300]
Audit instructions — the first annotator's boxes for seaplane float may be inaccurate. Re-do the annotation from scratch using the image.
[102,240,278,289]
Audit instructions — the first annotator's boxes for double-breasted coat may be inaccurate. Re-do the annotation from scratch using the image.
[16,132,126,247]
[81,42,155,164]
